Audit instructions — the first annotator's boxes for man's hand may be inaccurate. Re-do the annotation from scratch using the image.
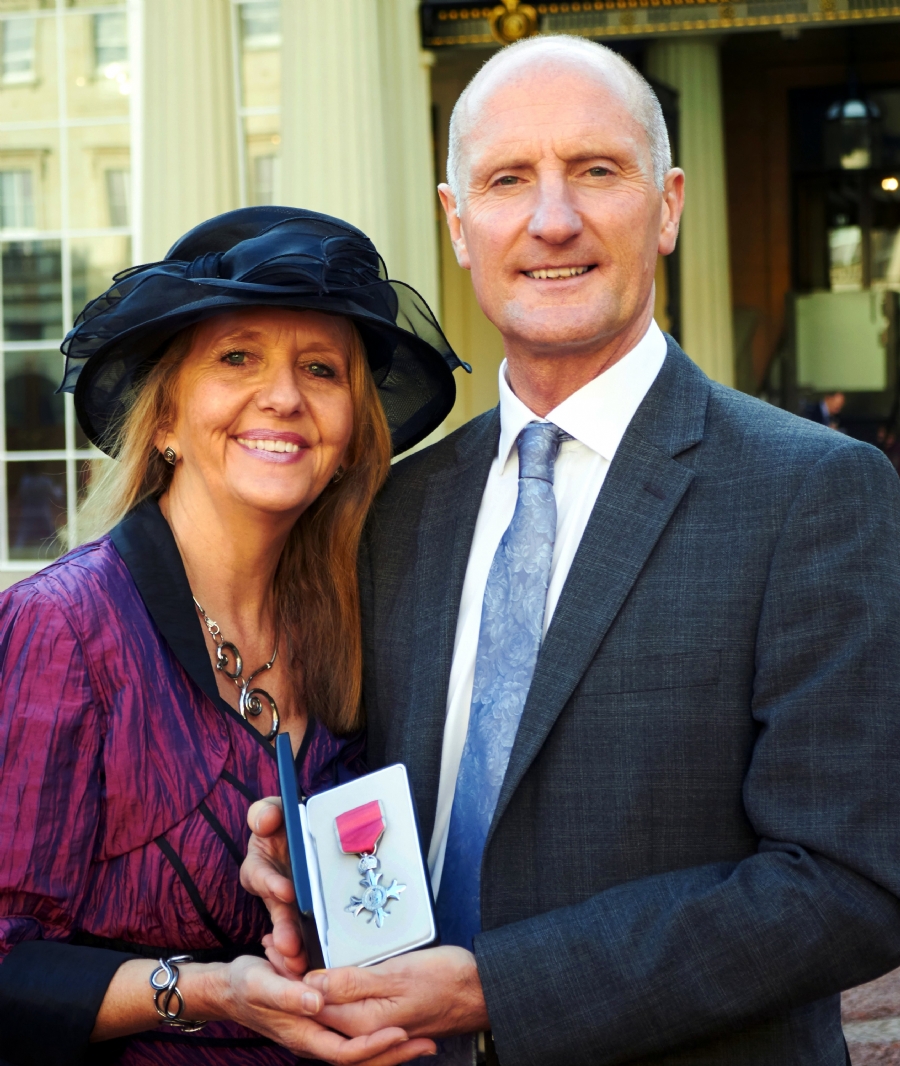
[306,947,490,1041]
[241,797,307,976]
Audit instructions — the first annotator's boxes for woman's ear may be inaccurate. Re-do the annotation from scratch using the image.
[154,428,177,459]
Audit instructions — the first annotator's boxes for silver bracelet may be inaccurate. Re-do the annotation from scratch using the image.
[149,955,207,1033]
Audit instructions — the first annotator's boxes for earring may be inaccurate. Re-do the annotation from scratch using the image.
[331,465,345,484]
[163,447,177,466]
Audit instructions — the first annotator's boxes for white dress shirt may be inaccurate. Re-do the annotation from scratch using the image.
[427,320,668,895]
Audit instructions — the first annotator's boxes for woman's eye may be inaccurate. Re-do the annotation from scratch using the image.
[496,175,519,186]
[588,166,611,178]
[307,362,335,378]
[222,350,247,366]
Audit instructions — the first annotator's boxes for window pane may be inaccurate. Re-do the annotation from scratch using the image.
[71,234,131,313]
[66,125,129,228]
[240,2,280,51]
[240,3,280,111]
[77,456,107,505]
[4,348,64,451]
[0,18,58,123]
[872,229,900,289]
[104,167,129,226]
[244,114,280,207]
[65,13,129,118]
[251,154,280,206]
[93,11,126,67]
[828,226,863,292]
[6,459,66,560]
[2,239,62,341]
[2,17,35,84]
[0,170,34,228]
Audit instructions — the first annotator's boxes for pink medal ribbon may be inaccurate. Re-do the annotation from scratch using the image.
[336,800,406,929]
[336,801,385,856]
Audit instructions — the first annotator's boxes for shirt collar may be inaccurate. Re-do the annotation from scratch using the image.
[497,320,668,469]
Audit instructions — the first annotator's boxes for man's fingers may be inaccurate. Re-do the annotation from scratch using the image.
[247,796,284,836]
[344,1034,437,1066]
[305,965,388,1004]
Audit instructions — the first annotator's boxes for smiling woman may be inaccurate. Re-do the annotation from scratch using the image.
[0,207,462,1066]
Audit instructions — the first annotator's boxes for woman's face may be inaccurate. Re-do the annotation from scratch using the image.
[161,307,354,521]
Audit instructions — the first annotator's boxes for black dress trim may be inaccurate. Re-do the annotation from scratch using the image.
[70,931,263,964]
[0,940,137,1066]
[109,498,277,761]
[154,837,234,949]
[220,769,259,803]
[198,801,245,867]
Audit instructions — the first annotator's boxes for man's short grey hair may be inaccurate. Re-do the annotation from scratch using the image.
[446,35,672,211]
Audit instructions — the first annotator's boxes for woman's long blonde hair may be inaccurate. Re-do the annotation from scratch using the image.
[78,317,392,735]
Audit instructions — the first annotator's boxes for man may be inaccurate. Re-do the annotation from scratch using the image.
[803,390,845,429]
[244,35,900,1065]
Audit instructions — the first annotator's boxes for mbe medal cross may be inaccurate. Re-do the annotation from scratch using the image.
[336,800,406,928]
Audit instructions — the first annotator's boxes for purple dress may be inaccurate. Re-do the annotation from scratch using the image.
[0,499,365,1065]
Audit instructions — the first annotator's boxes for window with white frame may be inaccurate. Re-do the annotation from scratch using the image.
[2,18,36,86]
[0,171,35,230]
[232,1,281,210]
[93,13,128,72]
[0,3,134,586]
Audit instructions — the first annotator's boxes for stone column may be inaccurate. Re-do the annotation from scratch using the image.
[280,0,440,307]
[646,39,735,387]
[140,0,239,261]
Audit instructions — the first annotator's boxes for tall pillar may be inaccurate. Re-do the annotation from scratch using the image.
[646,39,735,388]
[280,0,440,308]
[141,0,239,261]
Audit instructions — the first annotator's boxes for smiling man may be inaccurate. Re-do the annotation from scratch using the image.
[243,35,900,1066]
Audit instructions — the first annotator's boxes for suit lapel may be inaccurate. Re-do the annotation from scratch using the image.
[394,410,500,842]
[490,344,710,835]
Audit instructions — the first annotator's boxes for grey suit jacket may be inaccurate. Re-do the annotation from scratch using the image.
[359,340,900,1066]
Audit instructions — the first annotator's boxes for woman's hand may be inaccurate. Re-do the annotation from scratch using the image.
[92,955,436,1065]
[241,796,308,975]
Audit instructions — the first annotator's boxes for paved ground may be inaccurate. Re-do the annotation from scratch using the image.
[844,969,900,1064]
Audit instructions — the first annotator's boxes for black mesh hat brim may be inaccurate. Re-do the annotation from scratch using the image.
[69,287,458,456]
[60,209,468,456]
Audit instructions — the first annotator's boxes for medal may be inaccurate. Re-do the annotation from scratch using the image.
[336,800,406,928]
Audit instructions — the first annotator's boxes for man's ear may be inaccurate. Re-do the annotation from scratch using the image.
[438,184,471,271]
[658,168,685,257]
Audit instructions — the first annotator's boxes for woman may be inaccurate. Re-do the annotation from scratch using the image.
[0,207,464,1065]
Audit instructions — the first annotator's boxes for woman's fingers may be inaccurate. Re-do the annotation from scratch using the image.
[248,796,284,836]
[334,1031,437,1065]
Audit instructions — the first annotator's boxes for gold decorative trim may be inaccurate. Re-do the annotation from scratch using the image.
[489,0,540,41]
[426,3,900,43]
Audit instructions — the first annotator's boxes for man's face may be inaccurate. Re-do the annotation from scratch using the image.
[440,62,682,358]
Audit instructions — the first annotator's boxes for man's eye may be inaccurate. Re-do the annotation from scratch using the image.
[588,166,611,178]
[496,175,519,186]
[308,362,335,378]
[222,350,247,365]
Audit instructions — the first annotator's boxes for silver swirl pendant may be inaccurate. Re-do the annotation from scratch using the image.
[239,685,279,740]
[215,642,243,680]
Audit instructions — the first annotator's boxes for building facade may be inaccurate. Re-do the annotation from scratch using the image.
[0,0,898,589]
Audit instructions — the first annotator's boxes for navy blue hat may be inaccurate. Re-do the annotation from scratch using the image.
[60,206,468,455]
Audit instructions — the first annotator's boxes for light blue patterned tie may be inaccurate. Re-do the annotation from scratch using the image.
[436,421,567,953]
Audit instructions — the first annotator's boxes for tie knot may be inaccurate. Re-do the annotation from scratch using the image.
[516,422,566,483]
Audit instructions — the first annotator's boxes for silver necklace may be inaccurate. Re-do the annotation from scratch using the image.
[193,597,279,740]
